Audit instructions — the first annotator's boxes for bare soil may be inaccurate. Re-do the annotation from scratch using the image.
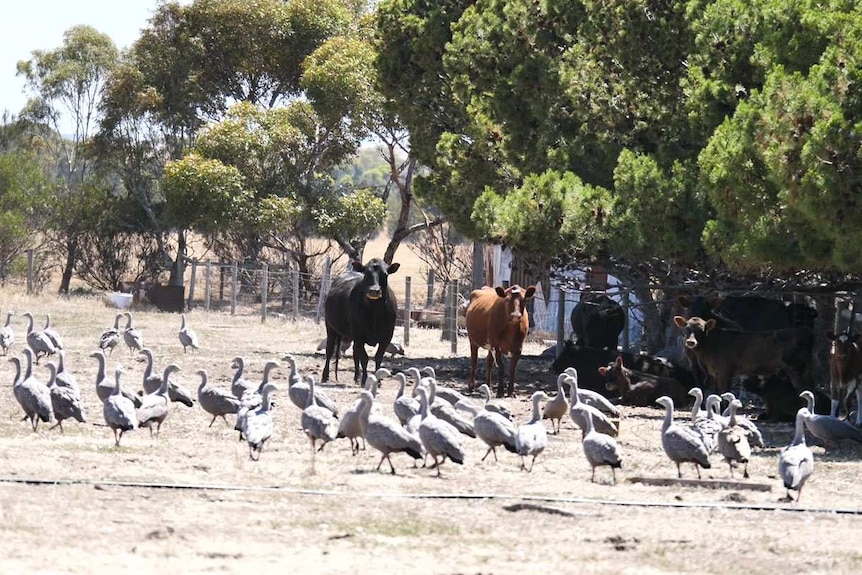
[0,288,860,574]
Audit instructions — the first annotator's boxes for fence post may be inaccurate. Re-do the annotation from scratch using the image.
[621,288,630,352]
[230,262,238,316]
[556,285,567,356]
[442,281,453,342]
[261,263,269,323]
[426,269,435,308]
[26,249,33,294]
[219,261,225,301]
[472,241,484,289]
[450,280,459,355]
[281,267,289,311]
[316,256,331,324]
[404,276,411,347]
[292,269,300,321]
[187,259,197,309]
[205,260,212,312]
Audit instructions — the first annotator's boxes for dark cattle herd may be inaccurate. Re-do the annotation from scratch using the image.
[570,293,625,350]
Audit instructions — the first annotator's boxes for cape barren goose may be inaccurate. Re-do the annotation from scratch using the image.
[230,356,253,399]
[799,390,862,449]
[473,399,518,463]
[22,311,55,363]
[564,367,621,417]
[358,390,423,474]
[475,383,513,420]
[656,395,711,479]
[542,373,570,434]
[91,350,140,406]
[717,399,752,478]
[136,363,181,437]
[99,313,124,356]
[122,311,143,356]
[301,375,338,471]
[779,407,815,502]
[283,354,338,416]
[45,361,85,433]
[582,409,623,484]
[516,391,550,472]
[139,348,194,407]
[235,360,279,440]
[0,310,14,355]
[53,350,80,396]
[244,382,279,461]
[103,365,137,446]
[13,348,54,430]
[416,386,465,477]
[337,375,381,455]
[43,314,64,350]
[567,372,618,437]
[197,369,241,427]
[719,392,764,448]
[178,313,200,353]
[392,372,420,425]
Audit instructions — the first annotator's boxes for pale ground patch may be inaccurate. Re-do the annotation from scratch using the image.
[0,286,858,574]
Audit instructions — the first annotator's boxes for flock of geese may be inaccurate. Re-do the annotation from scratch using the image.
[5,308,862,503]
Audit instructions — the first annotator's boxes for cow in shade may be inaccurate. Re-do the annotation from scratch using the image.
[322,259,399,386]
[465,285,536,398]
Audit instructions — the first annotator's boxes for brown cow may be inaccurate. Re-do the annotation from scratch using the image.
[598,356,689,407]
[826,331,862,424]
[673,316,813,394]
[466,285,536,398]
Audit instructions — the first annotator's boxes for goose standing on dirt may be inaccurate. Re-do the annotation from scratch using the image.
[779,406,815,502]
[337,375,381,455]
[416,386,464,477]
[564,367,621,417]
[692,394,724,454]
[582,410,623,484]
[717,399,752,479]
[45,361,86,433]
[567,372,618,437]
[473,399,518,463]
[358,389,423,474]
[516,391,550,472]
[393,372,420,425]
[43,314,64,351]
[136,363,181,437]
[0,310,14,355]
[283,354,338,416]
[235,360,279,440]
[122,311,143,356]
[420,365,467,405]
[542,374,570,434]
[427,379,476,438]
[799,390,862,449]
[103,365,137,446]
[178,313,200,353]
[475,383,513,420]
[139,348,194,407]
[197,369,241,427]
[656,395,711,479]
[244,382,279,461]
[99,313,124,356]
[719,392,764,448]
[301,375,338,470]
[53,350,80,396]
[12,349,54,430]
[230,356,254,399]
[22,311,55,363]
[688,387,707,421]
[91,350,141,406]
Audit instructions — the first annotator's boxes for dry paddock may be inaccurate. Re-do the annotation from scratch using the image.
[0,291,860,574]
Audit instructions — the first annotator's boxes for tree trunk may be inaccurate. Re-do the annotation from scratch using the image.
[58,237,78,294]
[169,230,186,286]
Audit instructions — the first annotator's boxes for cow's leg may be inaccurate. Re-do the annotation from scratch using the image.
[468,343,480,392]
[506,352,520,397]
[321,329,338,382]
[373,339,389,374]
[841,376,856,420]
[495,348,506,398]
[354,341,369,386]
[855,382,862,427]
[829,369,842,417]
[333,334,341,381]
[485,350,494,390]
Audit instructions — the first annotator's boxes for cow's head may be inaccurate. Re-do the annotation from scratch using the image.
[827,330,860,359]
[352,258,400,302]
[598,356,625,391]
[494,284,536,323]
[673,315,716,349]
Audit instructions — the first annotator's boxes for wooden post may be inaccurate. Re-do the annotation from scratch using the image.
[292,269,300,321]
[261,264,269,323]
[26,249,33,294]
[426,269,435,308]
[281,267,289,311]
[404,276,411,347]
[472,241,484,289]
[451,280,459,355]
[556,285,567,356]
[621,288,630,352]
[316,256,331,324]
[187,259,197,309]
[230,262,238,316]
[219,261,225,301]
[442,281,453,342]
[204,259,212,311]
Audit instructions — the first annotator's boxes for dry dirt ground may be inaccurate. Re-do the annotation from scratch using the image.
[0,289,860,574]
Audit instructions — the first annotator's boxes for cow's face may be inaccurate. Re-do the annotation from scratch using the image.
[673,316,716,349]
[827,330,860,358]
[495,285,536,323]
[353,258,400,301]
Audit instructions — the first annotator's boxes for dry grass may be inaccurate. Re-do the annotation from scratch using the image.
[0,285,859,574]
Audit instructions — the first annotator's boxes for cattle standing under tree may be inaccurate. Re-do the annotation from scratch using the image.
[322,259,400,386]
[571,293,625,350]
[466,285,536,398]
[826,331,862,424]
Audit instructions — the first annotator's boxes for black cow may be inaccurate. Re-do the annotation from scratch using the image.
[322,258,400,385]
[570,293,625,349]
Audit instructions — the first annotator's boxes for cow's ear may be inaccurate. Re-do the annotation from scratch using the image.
[495,287,506,297]
[704,319,717,331]
[673,316,687,328]
[524,286,536,299]
[706,295,723,310]
[351,260,364,272]
[615,356,623,367]
[597,366,608,376]
[677,295,691,307]
[386,262,400,275]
